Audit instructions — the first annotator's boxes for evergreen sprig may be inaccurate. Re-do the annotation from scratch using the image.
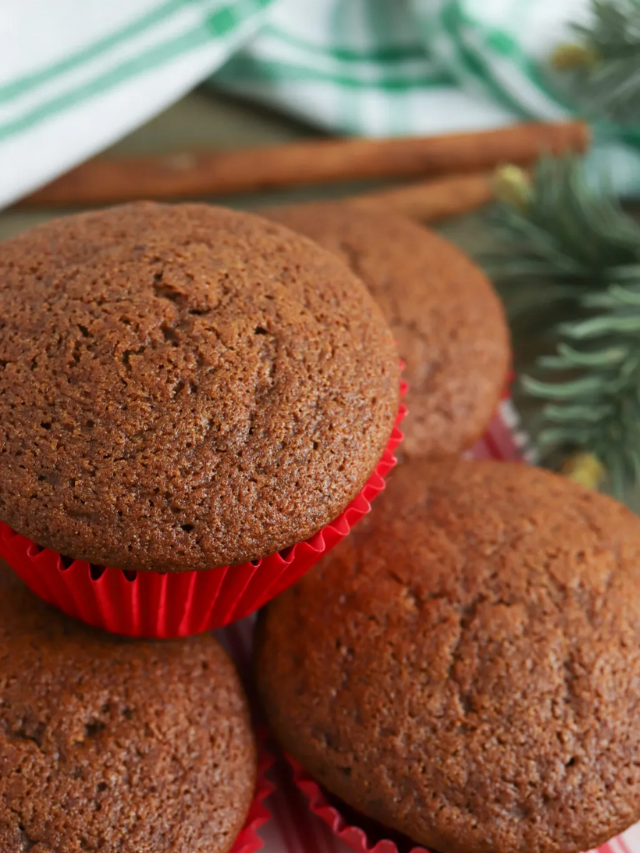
[552,0,640,125]
[487,157,640,504]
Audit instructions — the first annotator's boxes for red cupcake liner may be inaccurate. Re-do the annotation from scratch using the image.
[502,370,515,400]
[0,392,406,639]
[232,738,275,853]
[288,756,429,853]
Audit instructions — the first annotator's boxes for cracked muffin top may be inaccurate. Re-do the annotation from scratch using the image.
[262,202,509,459]
[0,568,256,853]
[0,202,399,571]
[256,458,640,853]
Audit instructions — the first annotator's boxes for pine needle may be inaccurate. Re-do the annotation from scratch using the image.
[485,156,640,505]
[552,0,640,125]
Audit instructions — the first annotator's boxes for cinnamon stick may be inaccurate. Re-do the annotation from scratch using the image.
[345,172,495,222]
[16,121,589,209]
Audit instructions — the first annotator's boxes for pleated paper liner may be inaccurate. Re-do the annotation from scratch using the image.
[288,756,427,853]
[233,739,275,853]
[0,395,406,639]
[288,743,640,853]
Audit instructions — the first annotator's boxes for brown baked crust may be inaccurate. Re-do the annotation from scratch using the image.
[0,568,256,853]
[261,202,509,459]
[256,459,640,853]
[0,202,399,571]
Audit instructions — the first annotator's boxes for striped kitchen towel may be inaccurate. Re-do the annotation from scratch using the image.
[0,0,279,208]
[1,0,639,210]
[215,0,640,195]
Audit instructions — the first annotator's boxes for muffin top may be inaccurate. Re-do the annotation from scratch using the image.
[256,458,640,853]
[0,568,256,853]
[262,202,509,459]
[0,202,399,571]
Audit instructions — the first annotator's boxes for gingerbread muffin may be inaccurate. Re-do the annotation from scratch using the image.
[262,202,509,459]
[0,202,399,572]
[0,567,256,853]
[256,458,640,853]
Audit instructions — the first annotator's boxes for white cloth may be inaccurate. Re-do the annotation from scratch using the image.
[0,0,638,210]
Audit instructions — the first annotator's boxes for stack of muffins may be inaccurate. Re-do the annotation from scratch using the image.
[0,202,402,852]
[0,198,638,853]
